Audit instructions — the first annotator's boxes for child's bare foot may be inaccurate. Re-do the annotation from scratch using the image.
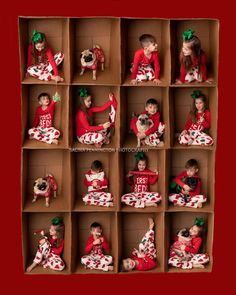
[52,139,58,145]
[45,202,49,207]
[108,266,114,271]
[148,218,155,230]
[51,75,64,82]
[158,141,164,147]
[146,202,158,207]
[108,202,114,207]
[26,262,37,272]
[197,203,203,208]
[95,143,102,148]
[193,263,205,269]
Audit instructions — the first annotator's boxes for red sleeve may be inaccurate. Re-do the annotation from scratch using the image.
[51,239,64,255]
[148,173,158,185]
[97,175,108,187]
[84,172,93,187]
[179,56,186,82]
[126,176,134,186]
[175,171,187,188]
[84,236,94,253]
[131,117,139,135]
[145,113,160,136]
[76,111,104,134]
[89,100,112,113]
[201,110,211,129]
[152,52,160,79]
[200,52,208,81]
[46,48,59,76]
[185,237,202,254]
[184,115,193,131]
[137,256,157,271]
[189,177,201,196]
[131,49,143,79]
[27,44,33,68]
[32,108,40,127]
[101,237,110,251]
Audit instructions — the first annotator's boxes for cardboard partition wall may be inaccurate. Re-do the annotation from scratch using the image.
[21,149,71,212]
[19,17,70,84]
[69,18,121,85]
[22,212,71,274]
[166,149,215,211]
[169,87,218,148]
[70,86,120,149]
[71,212,117,273]
[120,150,166,212]
[21,84,69,149]
[170,19,219,85]
[165,212,214,272]
[121,18,171,86]
[120,86,169,148]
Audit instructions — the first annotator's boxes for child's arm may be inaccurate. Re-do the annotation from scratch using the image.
[84,173,93,187]
[84,236,95,253]
[188,178,201,196]
[201,111,211,129]
[32,109,40,128]
[183,115,192,131]
[145,113,160,136]
[179,56,186,83]
[130,117,139,135]
[89,100,112,114]
[126,175,134,186]
[153,52,160,80]
[200,52,208,82]
[76,111,104,133]
[185,237,202,254]
[101,237,110,251]
[51,239,64,255]
[148,170,158,185]
[131,50,142,80]
[175,171,187,188]
[46,48,59,76]
[96,175,108,188]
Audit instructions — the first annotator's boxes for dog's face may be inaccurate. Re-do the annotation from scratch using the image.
[136,114,153,133]
[33,178,49,194]
[178,228,192,242]
[80,49,96,66]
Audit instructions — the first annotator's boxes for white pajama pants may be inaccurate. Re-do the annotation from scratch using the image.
[144,122,165,146]
[168,253,209,269]
[169,193,207,208]
[77,129,109,145]
[131,64,155,82]
[83,192,113,207]
[28,127,60,144]
[185,66,202,82]
[81,254,113,272]
[139,229,157,260]
[179,130,213,146]
[121,192,161,208]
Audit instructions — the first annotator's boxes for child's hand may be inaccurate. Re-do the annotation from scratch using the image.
[154,169,159,175]
[180,245,186,251]
[127,173,133,178]
[93,238,102,245]
[181,130,188,135]
[175,79,183,85]
[205,78,213,84]
[92,181,98,187]
[39,238,46,245]
[100,237,104,243]
[109,93,114,100]
[131,79,137,85]
[132,248,139,256]
[41,230,45,236]
[183,184,191,192]
[181,188,189,195]
[103,122,111,129]
[153,79,161,85]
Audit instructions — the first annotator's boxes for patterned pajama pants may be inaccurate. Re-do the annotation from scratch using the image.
[179,130,213,146]
[27,52,64,81]
[33,240,65,271]
[121,192,161,208]
[28,127,60,144]
[78,129,109,145]
[168,253,209,269]
[144,122,165,146]
[81,253,113,271]
[185,66,202,82]
[131,64,155,82]
[169,193,207,208]
[83,192,113,207]
[139,229,157,259]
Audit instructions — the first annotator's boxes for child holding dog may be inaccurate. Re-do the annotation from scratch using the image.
[130,98,165,147]
[121,152,161,208]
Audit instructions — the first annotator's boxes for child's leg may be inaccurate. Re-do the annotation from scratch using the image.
[142,192,162,207]
[81,254,113,272]
[169,193,186,207]
[28,127,59,144]
[139,222,156,260]
[144,133,161,146]
[185,67,198,82]
[27,64,53,81]
[185,195,207,208]
[168,256,193,269]
[191,131,214,146]
[42,253,65,271]
[83,192,113,207]
[42,52,64,74]
[121,193,144,208]
[32,240,51,265]
[144,65,155,81]
[191,253,209,268]
[78,132,106,145]
[136,66,148,82]
[178,131,193,145]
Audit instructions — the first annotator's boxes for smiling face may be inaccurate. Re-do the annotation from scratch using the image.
[39,95,50,107]
[182,41,193,56]
[84,96,92,108]
[35,41,45,52]
[146,41,158,53]
[49,225,57,237]
[122,258,136,271]
[186,167,198,177]
[195,98,205,112]
[145,103,158,116]
[189,225,201,238]
[137,160,147,172]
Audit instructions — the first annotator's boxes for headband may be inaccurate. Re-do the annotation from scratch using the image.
[182,28,195,41]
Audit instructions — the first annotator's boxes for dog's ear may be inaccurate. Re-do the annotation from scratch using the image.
[42,178,47,181]
[33,182,36,187]
[80,53,83,59]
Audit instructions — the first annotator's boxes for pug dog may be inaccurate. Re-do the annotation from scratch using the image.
[136,114,154,147]
[170,228,192,260]
[32,174,57,207]
[80,45,105,80]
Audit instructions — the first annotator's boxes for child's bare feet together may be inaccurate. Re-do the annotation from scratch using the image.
[197,203,203,208]
[52,139,58,145]
[109,202,114,207]
[108,266,114,271]
[146,202,157,207]
[158,141,164,147]
[95,143,102,148]
[193,263,205,269]
[148,218,154,230]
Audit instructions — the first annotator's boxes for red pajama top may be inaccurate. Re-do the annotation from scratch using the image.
[131,111,161,136]
[132,255,157,271]
[32,100,56,128]
[184,110,211,131]
[175,171,201,197]
[127,169,158,193]
[169,236,202,257]
[84,235,110,255]
[27,44,59,76]
[49,238,64,255]
[84,170,108,192]
[131,49,160,80]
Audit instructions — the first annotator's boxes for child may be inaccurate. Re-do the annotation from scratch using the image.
[169,159,207,208]
[169,228,192,260]
[176,29,212,84]
[131,34,161,85]
[130,98,165,147]
[76,88,117,148]
[168,218,210,269]
[122,218,157,271]
[121,152,161,208]
[26,216,65,272]
[27,30,64,82]
[28,92,60,144]
[83,160,113,207]
[178,90,213,146]
[81,222,113,272]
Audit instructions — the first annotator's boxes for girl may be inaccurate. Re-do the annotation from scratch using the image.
[26,216,65,272]
[121,152,161,208]
[76,88,117,148]
[176,29,211,84]
[178,90,213,146]
[168,218,210,269]
[27,30,64,82]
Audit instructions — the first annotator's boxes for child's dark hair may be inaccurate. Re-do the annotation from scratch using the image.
[91,160,103,172]
[78,88,92,124]
[31,32,48,65]
[190,93,208,124]
[185,159,198,170]
[146,98,158,107]
[181,35,201,71]
[134,153,148,170]
[37,92,50,101]
[139,34,156,48]
[50,216,65,248]
[90,222,102,230]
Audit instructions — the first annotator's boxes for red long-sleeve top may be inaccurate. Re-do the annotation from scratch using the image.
[132,255,157,271]
[50,238,64,255]
[127,169,158,193]
[185,236,202,254]
[175,171,201,197]
[131,48,160,80]
[84,170,108,192]
[180,51,207,83]
[27,44,59,76]
[131,111,161,136]
[32,100,56,128]
[76,100,112,137]
[184,110,211,131]
[84,235,110,255]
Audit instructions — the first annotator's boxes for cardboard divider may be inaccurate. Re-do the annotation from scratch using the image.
[120,86,169,148]
[22,212,71,274]
[118,212,164,273]
[169,87,218,148]
[19,17,70,84]
[22,150,71,212]
[72,151,119,211]
[166,149,215,211]
[70,86,120,149]
[121,18,170,86]
[165,212,214,272]
[21,85,69,149]
[69,18,121,85]
[170,19,219,85]
[120,150,166,212]
[71,212,117,273]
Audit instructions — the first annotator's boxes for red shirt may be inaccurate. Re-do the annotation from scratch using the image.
[131,111,161,136]
[184,110,211,131]
[76,100,112,137]
[180,51,207,82]
[131,48,160,80]
[84,170,108,192]
[50,238,64,255]
[132,255,157,271]
[175,171,201,197]
[32,100,56,128]
[185,236,202,254]
[127,169,158,193]
[27,44,59,76]
[84,235,110,255]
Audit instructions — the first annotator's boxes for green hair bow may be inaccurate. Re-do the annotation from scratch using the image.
[79,87,89,98]
[51,216,63,226]
[135,152,145,161]
[32,30,44,44]
[191,90,202,99]
[182,28,195,41]
[194,217,204,227]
